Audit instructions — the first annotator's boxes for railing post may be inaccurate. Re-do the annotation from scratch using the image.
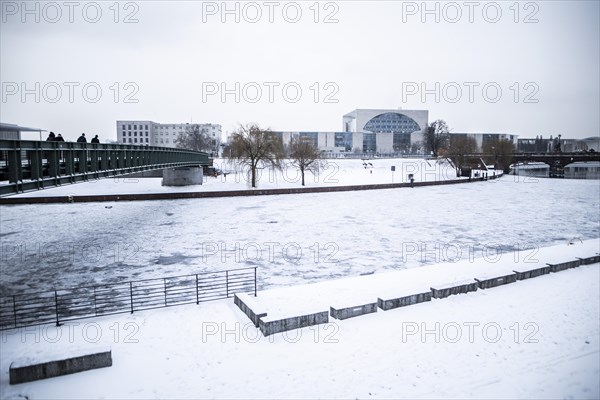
[226,271,229,298]
[254,267,257,297]
[129,282,134,314]
[164,278,167,306]
[12,295,17,328]
[93,286,97,316]
[54,290,60,326]
[195,274,199,304]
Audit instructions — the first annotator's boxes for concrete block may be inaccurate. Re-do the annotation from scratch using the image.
[513,265,551,280]
[430,280,478,299]
[474,273,517,289]
[377,292,432,311]
[548,259,582,273]
[259,311,329,337]
[578,255,600,265]
[234,293,267,327]
[10,347,112,384]
[330,302,377,320]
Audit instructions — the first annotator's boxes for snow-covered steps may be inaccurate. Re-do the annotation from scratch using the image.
[234,239,599,337]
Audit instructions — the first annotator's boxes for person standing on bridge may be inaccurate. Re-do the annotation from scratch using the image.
[77,133,87,143]
[46,132,55,141]
[55,134,64,142]
[91,135,100,144]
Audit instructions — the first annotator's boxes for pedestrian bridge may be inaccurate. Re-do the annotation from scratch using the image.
[0,140,211,196]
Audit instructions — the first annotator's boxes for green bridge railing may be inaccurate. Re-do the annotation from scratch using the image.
[0,140,211,196]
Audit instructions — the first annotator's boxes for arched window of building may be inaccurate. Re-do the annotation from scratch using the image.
[363,112,421,134]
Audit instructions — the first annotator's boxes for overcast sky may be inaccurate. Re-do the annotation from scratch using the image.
[1,0,598,141]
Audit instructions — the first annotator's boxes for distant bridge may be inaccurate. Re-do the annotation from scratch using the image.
[511,152,599,166]
[459,152,599,176]
[510,152,600,177]
[0,140,211,196]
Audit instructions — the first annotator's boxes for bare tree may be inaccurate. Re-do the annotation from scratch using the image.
[411,140,422,155]
[448,135,478,176]
[229,124,284,188]
[423,119,450,157]
[175,124,212,153]
[483,138,515,173]
[289,136,321,186]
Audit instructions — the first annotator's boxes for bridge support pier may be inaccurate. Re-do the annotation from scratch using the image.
[162,166,203,186]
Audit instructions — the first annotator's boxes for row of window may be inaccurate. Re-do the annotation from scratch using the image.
[123,132,149,137]
[120,138,173,144]
[122,124,149,130]
[122,138,150,143]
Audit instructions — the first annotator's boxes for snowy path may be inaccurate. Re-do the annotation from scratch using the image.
[240,239,599,319]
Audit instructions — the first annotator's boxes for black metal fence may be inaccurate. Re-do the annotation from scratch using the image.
[0,267,257,330]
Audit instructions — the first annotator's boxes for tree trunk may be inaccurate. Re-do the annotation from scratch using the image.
[251,163,257,188]
[301,166,305,186]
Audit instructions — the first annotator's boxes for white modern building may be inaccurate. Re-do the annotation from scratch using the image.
[342,108,428,153]
[274,108,429,154]
[116,120,222,154]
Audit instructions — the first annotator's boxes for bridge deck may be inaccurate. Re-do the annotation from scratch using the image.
[0,140,210,196]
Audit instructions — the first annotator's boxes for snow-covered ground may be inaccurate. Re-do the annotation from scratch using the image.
[5,158,459,197]
[0,246,598,399]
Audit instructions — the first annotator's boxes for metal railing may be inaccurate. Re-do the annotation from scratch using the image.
[0,266,257,330]
[0,140,211,196]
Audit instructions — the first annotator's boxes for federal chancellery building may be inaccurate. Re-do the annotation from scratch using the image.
[273,109,430,155]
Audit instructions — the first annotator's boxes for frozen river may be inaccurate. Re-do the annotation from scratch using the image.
[0,175,598,296]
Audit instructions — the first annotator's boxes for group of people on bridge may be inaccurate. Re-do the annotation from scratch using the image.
[46,132,100,144]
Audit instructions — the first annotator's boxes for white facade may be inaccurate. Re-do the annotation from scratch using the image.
[342,109,429,135]
[116,120,222,154]
[342,108,429,153]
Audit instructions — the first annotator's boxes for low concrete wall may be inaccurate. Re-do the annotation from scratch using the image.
[377,292,432,311]
[1,174,503,204]
[513,266,551,280]
[430,281,478,299]
[162,166,203,186]
[548,259,582,273]
[474,273,517,289]
[234,293,267,327]
[9,348,112,384]
[330,302,377,320]
[259,311,329,337]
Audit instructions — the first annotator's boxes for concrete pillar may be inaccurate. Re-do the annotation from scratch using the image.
[162,166,203,186]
